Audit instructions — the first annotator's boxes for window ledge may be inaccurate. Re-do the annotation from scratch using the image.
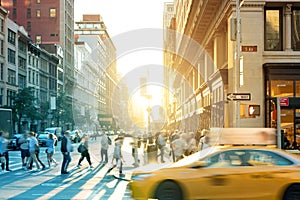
[263,50,300,57]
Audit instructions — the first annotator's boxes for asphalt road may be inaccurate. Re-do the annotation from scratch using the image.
[0,136,138,200]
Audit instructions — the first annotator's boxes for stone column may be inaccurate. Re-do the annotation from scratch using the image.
[285,4,292,51]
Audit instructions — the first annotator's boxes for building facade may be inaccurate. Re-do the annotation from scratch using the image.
[73,41,104,131]
[27,43,59,131]
[164,0,300,146]
[75,14,119,131]
[1,0,74,105]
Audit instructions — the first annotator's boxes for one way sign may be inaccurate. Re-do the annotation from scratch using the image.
[227,93,251,101]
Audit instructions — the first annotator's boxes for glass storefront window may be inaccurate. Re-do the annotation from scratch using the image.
[265,8,282,51]
[296,81,300,97]
[292,8,300,51]
[281,109,294,147]
[270,80,294,97]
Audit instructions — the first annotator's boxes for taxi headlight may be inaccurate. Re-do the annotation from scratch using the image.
[131,174,154,181]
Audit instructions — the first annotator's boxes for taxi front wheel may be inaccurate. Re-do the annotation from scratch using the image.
[283,184,300,200]
[154,180,183,200]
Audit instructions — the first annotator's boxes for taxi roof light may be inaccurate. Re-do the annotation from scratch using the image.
[208,128,276,146]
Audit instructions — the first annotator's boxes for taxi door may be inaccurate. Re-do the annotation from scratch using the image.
[186,150,253,199]
[187,149,295,199]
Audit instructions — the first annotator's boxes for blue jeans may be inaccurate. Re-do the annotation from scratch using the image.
[61,152,71,173]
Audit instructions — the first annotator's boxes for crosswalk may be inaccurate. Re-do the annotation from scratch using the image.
[1,136,171,199]
[1,141,136,200]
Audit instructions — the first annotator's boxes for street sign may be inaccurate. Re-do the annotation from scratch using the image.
[280,98,289,106]
[227,93,251,101]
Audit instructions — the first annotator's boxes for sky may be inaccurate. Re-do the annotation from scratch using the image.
[74,0,166,37]
[74,0,166,75]
[74,0,168,126]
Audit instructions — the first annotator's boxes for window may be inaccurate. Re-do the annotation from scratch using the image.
[7,69,16,85]
[247,150,293,166]
[27,21,31,31]
[265,8,283,51]
[0,40,3,55]
[18,57,26,70]
[204,150,294,168]
[50,8,56,18]
[28,69,31,83]
[19,40,26,52]
[0,19,3,32]
[40,75,47,89]
[28,55,31,65]
[27,8,31,18]
[8,29,16,45]
[270,80,294,97]
[292,8,300,51]
[8,49,16,64]
[0,63,3,80]
[13,0,16,6]
[36,35,41,44]
[36,0,40,3]
[36,9,40,18]
[18,75,26,89]
[12,8,17,19]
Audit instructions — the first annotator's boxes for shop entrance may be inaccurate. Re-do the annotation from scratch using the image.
[264,64,300,149]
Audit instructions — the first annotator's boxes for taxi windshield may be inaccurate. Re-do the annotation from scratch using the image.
[169,146,220,168]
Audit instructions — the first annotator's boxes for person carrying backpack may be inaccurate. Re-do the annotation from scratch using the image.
[76,135,93,169]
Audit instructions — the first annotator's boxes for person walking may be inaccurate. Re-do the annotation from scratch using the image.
[172,133,188,162]
[187,132,197,155]
[18,132,30,169]
[27,132,42,171]
[46,133,58,168]
[109,137,124,177]
[156,132,166,163]
[61,131,73,174]
[0,131,7,172]
[100,133,109,164]
[76,135,93,169]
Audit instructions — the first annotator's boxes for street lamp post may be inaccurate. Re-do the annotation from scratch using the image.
[235,0,243,127]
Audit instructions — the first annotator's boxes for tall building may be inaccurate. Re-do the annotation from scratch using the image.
[75,14,119,130]
[164,0,300,146]
[163,2,176,130]
[73,40,105,131]
[1,0,75,101]
[0,7,8,106]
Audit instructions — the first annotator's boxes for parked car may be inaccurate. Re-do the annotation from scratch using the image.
[70,130,82,143]
[45,127,62,140]
[37,132,49,147]
[7,133,23,150]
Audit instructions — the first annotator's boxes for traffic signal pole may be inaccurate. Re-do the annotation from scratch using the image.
[276,97,282,149]
[235,0,242,127]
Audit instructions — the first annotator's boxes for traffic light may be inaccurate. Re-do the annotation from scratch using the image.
[248,105,260,117]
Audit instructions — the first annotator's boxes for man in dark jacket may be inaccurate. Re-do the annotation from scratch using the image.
[61,131,73,174]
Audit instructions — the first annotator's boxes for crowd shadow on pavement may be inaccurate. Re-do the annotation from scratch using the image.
[7,163,125,200]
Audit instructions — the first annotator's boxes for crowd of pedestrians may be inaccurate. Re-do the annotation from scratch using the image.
[0,128,210,176]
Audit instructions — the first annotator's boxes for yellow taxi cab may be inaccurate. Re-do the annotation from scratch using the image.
[129,128,300,200]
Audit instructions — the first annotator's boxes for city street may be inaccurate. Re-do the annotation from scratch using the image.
[0,136,162,200]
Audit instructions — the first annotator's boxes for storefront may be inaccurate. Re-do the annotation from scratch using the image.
[264,63,300,148]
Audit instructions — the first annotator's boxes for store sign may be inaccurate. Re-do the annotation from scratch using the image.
[242,45,257,52]
[280,98,289,106]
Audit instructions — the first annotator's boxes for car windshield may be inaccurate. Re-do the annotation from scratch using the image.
[38,134,48,139]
